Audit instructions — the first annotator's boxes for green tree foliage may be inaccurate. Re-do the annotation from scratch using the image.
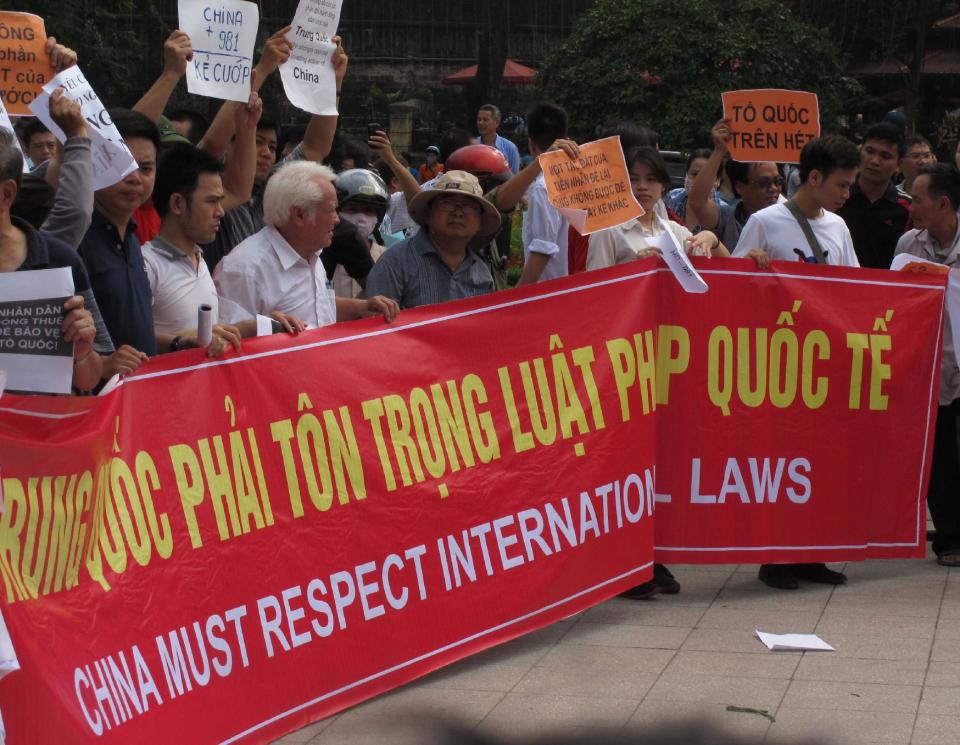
[539,0,859,148]
[790,0,958,130]
[22,0,165,106]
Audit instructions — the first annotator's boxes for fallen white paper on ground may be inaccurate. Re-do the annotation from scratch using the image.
[652,228,708,293]
[756,629,834,652]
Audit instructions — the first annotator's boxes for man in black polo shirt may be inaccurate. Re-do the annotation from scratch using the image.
[0,129,102,391]
[78,109,159,378]
[837,122,912,269]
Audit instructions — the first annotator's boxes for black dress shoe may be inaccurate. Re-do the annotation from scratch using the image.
[653,563,681,594]
[620,580,660,599]
[793,562,846,585]
[758,563,799,590]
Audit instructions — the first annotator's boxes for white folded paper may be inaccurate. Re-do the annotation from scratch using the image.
[653,228,708,293]
[756,629,834,652]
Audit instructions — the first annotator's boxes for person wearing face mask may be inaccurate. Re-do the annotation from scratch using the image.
[331,168,390,298]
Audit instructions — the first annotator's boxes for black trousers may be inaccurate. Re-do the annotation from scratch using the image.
[929,401,960,556]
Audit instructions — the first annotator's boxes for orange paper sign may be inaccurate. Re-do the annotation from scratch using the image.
[538,136,643,235]
[722,89,820,164]
[0,12,55,115]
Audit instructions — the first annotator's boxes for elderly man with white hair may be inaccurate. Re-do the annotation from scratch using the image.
[214,161,399,330]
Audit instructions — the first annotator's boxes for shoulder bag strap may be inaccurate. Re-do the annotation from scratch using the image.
[784,199,827,264]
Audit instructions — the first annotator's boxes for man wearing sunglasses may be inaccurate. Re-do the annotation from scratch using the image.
[364,171,500,309]
[687,119,784,250]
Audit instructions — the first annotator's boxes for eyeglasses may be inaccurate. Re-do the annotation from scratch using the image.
[905,151,935,161]
[433,197,482,216]
[748,177,785,190]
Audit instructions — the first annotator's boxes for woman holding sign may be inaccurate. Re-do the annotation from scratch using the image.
[587,147,728,271]
[585,148,727,599]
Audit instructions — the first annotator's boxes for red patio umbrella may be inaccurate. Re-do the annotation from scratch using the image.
[441,59,538,86]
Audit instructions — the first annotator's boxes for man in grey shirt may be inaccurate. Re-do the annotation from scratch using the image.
[364,171,500,308]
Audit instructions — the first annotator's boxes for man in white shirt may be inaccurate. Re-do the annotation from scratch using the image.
[215,161,399,328]
[143,144,237,354]
[517,103,574,285]
[733,135,862,591]
[734,135,861,268]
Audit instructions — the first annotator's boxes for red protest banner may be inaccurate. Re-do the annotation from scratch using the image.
[722,89,821,163]
[650,260,942,562]
[0,259,943,742]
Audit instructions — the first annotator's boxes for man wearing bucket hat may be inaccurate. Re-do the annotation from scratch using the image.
[364,170,500,308]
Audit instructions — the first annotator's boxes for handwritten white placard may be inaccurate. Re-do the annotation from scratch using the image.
[179,0,259,102]
[280,0,343,116]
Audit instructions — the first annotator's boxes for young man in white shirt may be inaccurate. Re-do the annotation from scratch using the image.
[143,144,238,355]
[517,103,574,285]
[734,135,861,268]
[493,104,580,283]
[733,135,862,590]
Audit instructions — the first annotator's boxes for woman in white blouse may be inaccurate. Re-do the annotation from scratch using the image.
[587,147,729,270]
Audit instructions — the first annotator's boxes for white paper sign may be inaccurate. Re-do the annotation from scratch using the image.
[652,226,708,293]
[280,0,343,115]
[28,66,137,190]
[179,0,259,102]
[756,629,834,652]
[0,267,74,394]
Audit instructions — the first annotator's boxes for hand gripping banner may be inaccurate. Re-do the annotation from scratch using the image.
[0,259,944,743]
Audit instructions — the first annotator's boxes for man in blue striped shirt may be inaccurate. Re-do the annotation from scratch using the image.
[364,171,500,309]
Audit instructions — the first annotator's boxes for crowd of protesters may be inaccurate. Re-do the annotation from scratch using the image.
[3,27,960,595]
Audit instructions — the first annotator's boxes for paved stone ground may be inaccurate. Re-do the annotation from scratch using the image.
[273,547,959,745]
